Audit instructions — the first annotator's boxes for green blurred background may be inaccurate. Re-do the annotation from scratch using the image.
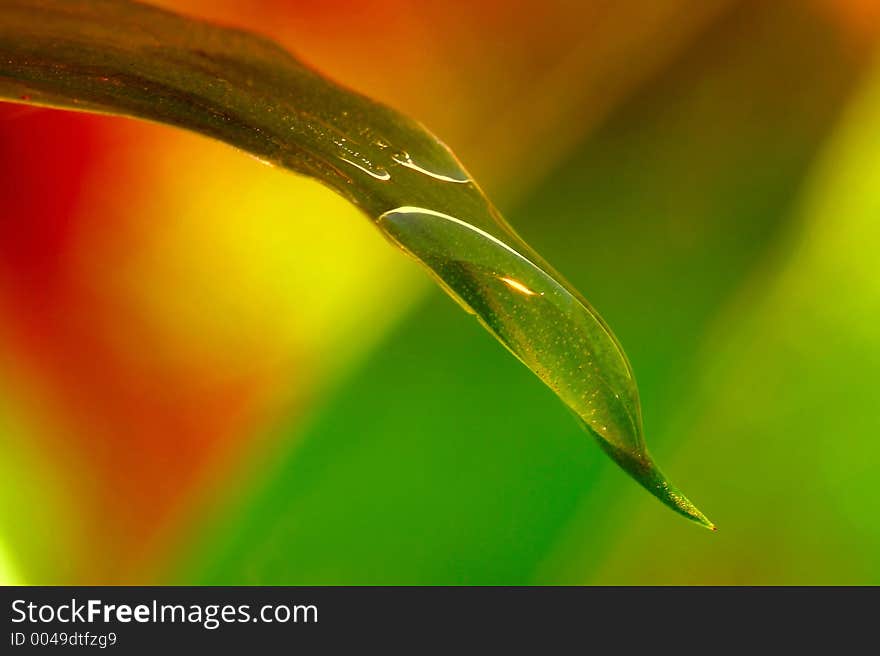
[2,0,879,584]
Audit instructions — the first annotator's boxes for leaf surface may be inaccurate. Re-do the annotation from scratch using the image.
[0,0,712,527]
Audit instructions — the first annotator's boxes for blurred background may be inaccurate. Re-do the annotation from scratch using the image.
[1,0,879,585]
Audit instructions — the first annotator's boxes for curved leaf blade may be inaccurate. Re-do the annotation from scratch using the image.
[0,0,713,528]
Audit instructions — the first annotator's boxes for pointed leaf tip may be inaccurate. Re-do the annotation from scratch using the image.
[597,440,714,529]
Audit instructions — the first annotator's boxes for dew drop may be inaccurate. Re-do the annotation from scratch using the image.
[391,151,470,184]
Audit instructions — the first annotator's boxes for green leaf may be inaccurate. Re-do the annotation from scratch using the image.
[0,0,713,527]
